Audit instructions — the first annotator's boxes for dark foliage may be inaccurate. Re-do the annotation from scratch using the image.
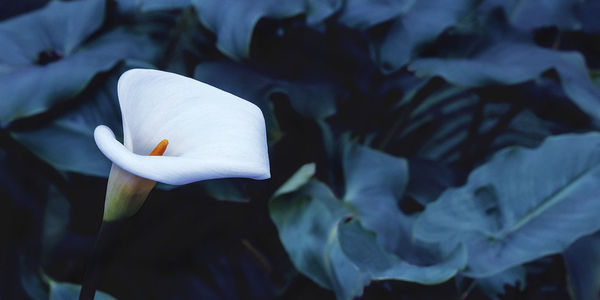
[2,0,600,299]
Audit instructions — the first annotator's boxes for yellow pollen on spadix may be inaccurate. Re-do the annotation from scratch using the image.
[149,139,169,156]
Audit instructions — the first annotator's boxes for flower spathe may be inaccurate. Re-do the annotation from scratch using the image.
[94,69,270,221]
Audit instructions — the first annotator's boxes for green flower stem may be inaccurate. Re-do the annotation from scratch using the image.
[80,163,157,299]
[79,219,125,300]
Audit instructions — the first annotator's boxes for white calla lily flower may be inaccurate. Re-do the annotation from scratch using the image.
[94,69,270,221]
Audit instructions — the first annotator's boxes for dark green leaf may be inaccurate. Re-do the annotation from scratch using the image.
[20,262,116,300]
[340,145,466,283]
[374,0,474,73]
[409,41,600,121]
[195,62,337,120]
[337,0,414,30]
[116,0,191,13]
[342,143,409,252]
[415,94,479,163]
[406,159,460,206]
[201,179,249,203]
[41,186,70,264]
[194,61,337,145]
[0,0,110,126]
[192,0,341,59]
[0,26,158,126]
[338,220,467,284]
[489,108,562,151]
[415,133,600,277]
[49,281,116,300]
[11,62,154,177]
[0,0,105,58]
[270,144,468,299]
[564,231,600,300]
[577,0,600,33]
[19,259,48,300]
[273,163,316,198]
[269,179,369,300]
[479,0,582,31]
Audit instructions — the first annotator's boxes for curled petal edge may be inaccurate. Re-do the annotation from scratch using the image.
[94,125,271,185]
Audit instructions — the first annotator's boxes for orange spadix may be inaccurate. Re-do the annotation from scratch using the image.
[149,139,168,156]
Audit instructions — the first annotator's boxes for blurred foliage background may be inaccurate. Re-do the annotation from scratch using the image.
[2,0,600,299]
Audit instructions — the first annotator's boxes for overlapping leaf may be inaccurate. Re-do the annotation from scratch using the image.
[0,0,105,59]
[270,145,466,299]
[338,220,466,284]
[479,0,582,31]
[3,0,600,298]
[415,133,600,277]
[0,0,105,126]
[11,63,152,177]
[373,0,473,73]
[49,281,116,300]
[192,0,341,59]
[563,231,600,300]
[339,145,466,282]
[20,261,116,300]
[336,0,414,30]
[270,177,370,300]
[410,41,600,121]
[0,0,158,126]
[194,61,337,146]
[194,61,337,121]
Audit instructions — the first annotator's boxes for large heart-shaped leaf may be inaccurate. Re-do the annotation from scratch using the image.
[11,62,154,177]
[409,41,600,121]
[0,0,159,127]
[341,143,410,253]
[339,144,466,282]
[0,0,111,126]
[270,145,467,299]
[414,133,600,277]
[192,0,341,59]
[0,0,105,59]
[270,179,370,300]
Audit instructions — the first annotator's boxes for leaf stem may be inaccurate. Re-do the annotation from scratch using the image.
[460,280,477,300]
[157,7,194,71]
[459,98,486,162]
[458,103,523,168]
[378,77,445,151]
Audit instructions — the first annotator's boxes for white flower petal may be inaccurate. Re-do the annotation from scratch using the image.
[94,68,270,185]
